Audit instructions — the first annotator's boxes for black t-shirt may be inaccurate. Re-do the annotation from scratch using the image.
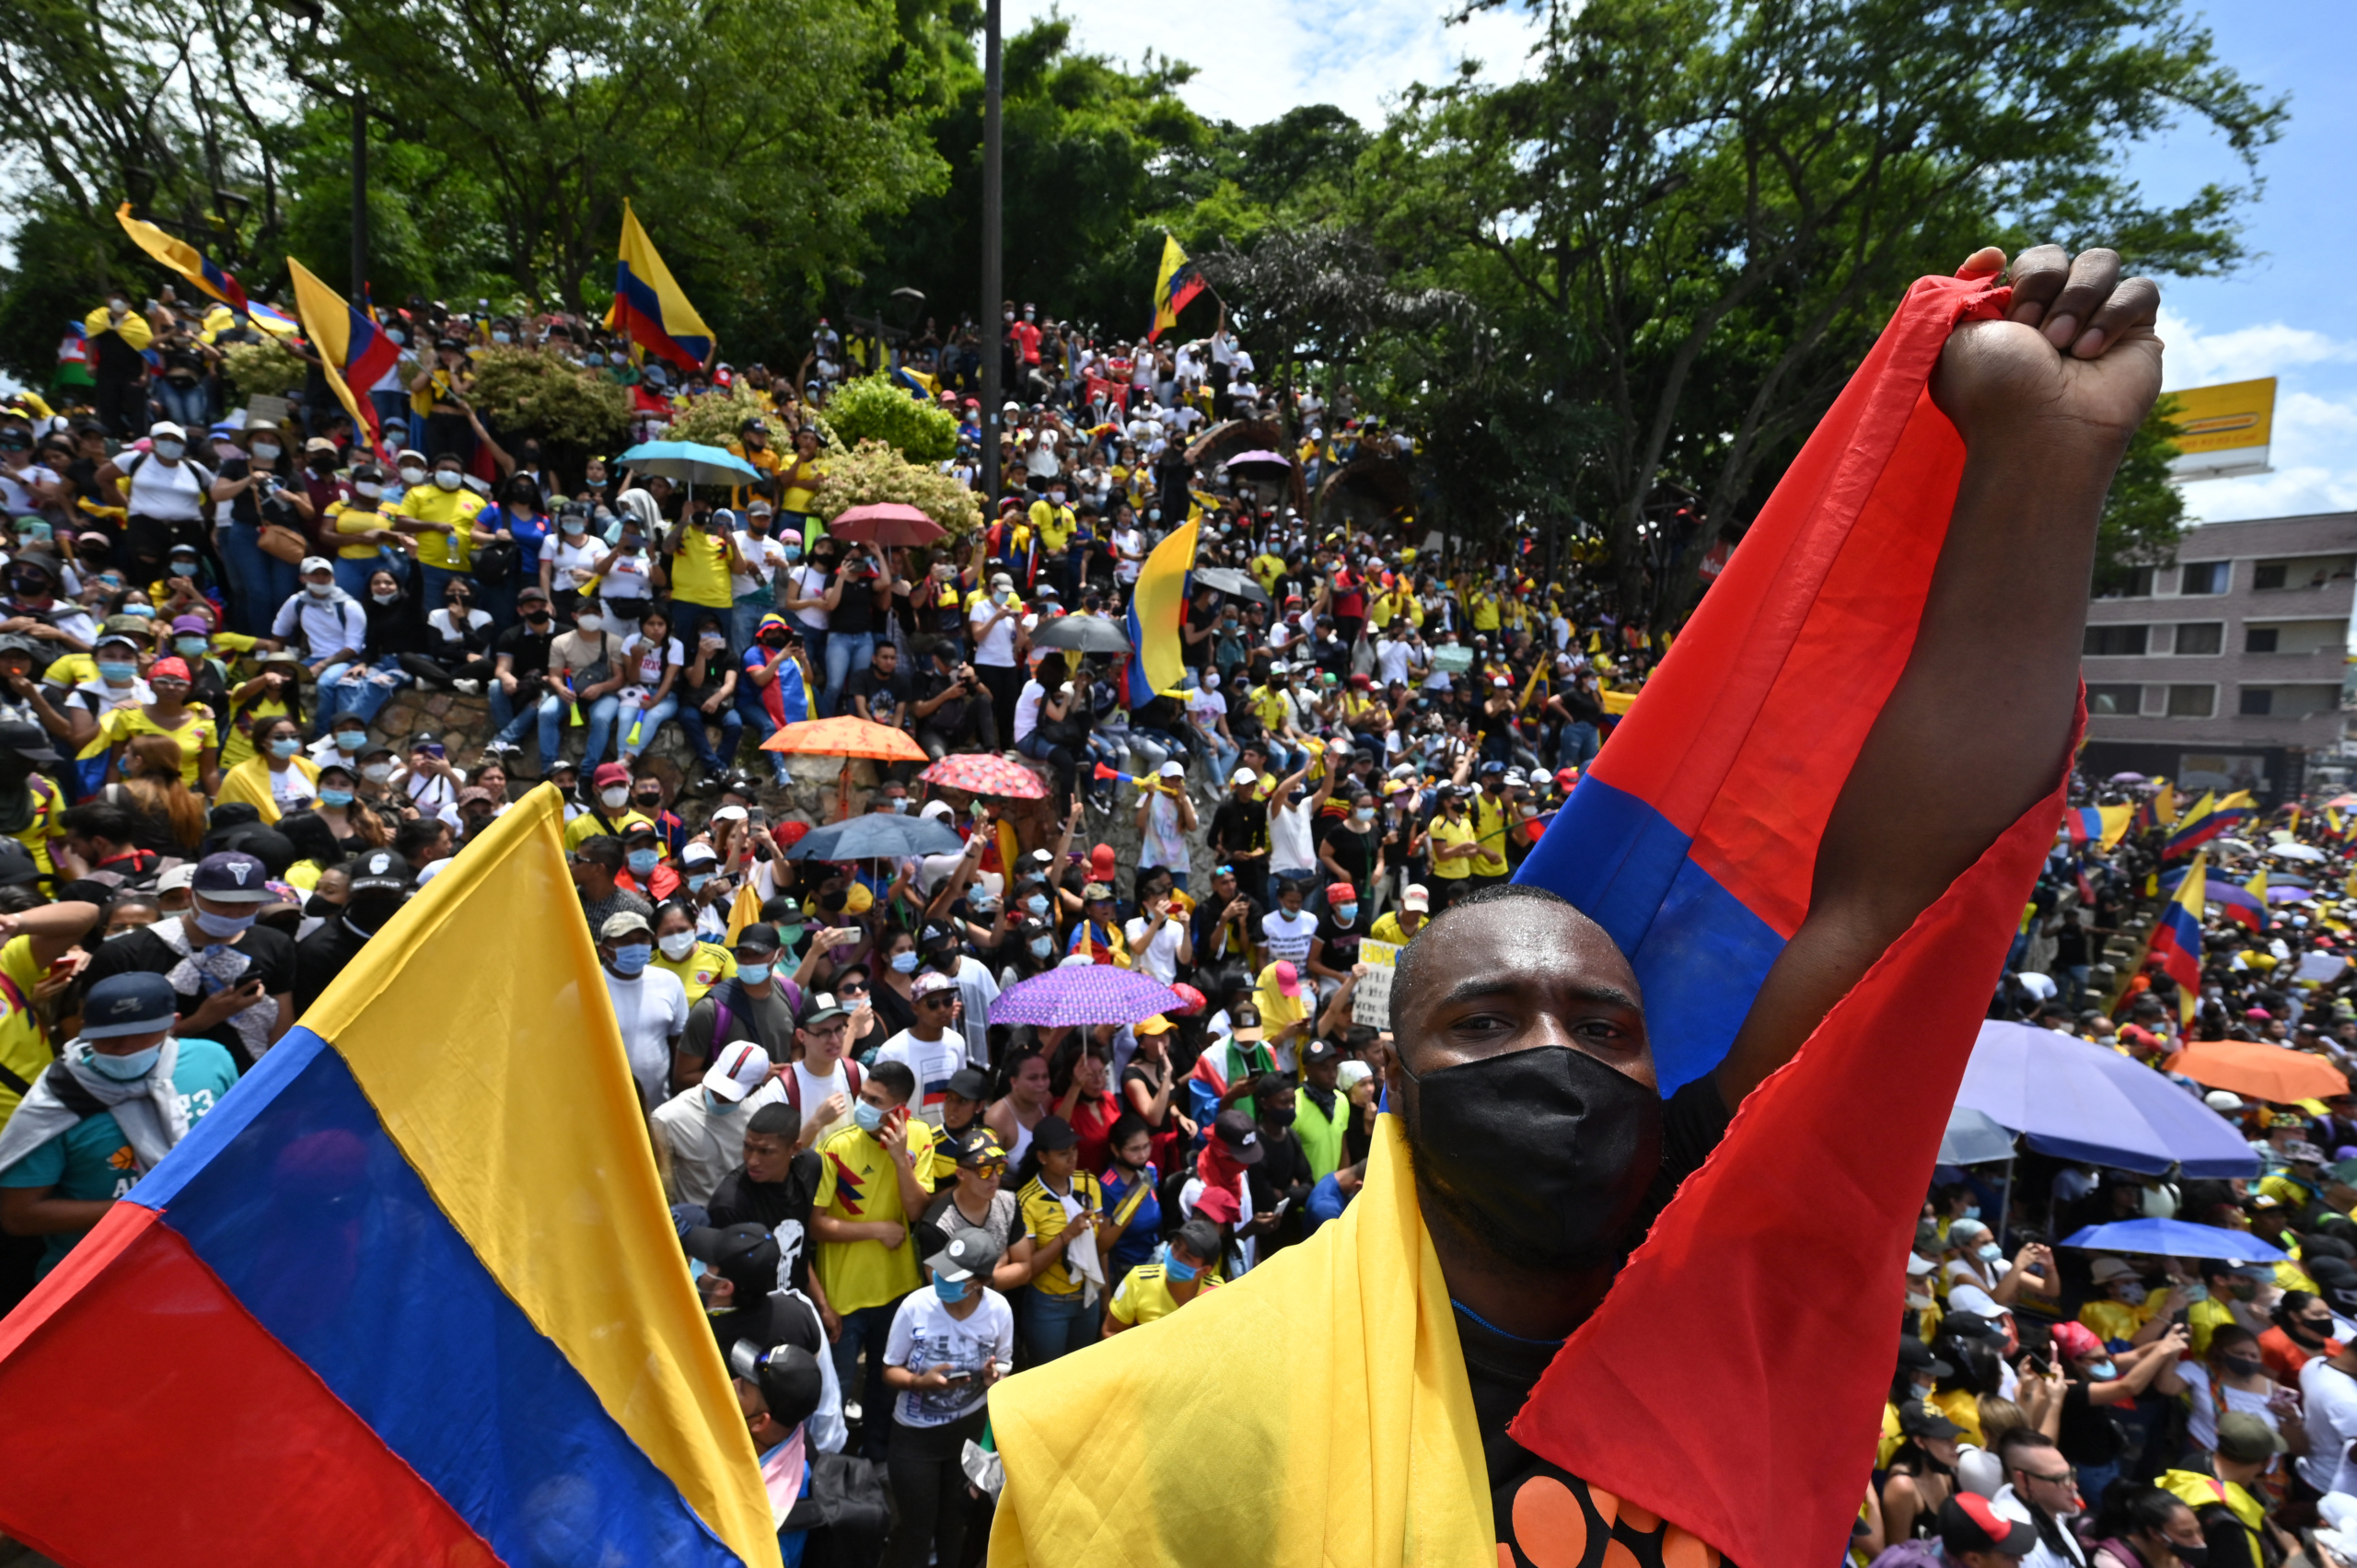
[916,664,975,734]
[82,918,298,1063]
[1475,1074,1736,1566]
[1318,819,1380,889]
[495,620,555,680]
[1208,800,1269,863]
[830,572,882,635]
[704,1152,824,1296]
[1193,891,1263,968]
[844,666,911,726]
[1246,1124,1314,1254]
[2056,1376,2127,1467]
[294,915,374,1014]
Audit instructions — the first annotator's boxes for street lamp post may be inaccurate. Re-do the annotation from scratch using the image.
[980,0,1004,509]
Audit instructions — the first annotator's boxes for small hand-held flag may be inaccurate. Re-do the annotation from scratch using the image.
[2151,851,2209,1023]
[1124,517,1199,708]
[285,257,403,460]
[607,200,714,373]
[0,787,778,1566]
[1147,235,1205,343]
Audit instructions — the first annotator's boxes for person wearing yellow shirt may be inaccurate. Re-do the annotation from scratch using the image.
[1367,884,1430,947]
[1015,1114,1115,1363]
[0,900,106,1130]
[1427,789,1480,900]
[1249,550,1287,597]
[1030,493,1077,560]
[727,416,784,510]
[84,291,154,438]
[1103,1217,1224,1336]
[1469,771,1514,884]
[2258,1144,2328,1211]
[563,761,654,851]
[2079,1257,2182,1351]
[1468,588,1502,633]
[776,427,829,541]
[664,507,744,635]
[390,449,483,607]
[812,1059,941,1452]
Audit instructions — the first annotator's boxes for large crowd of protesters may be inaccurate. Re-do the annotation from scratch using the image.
[7,285,2357,1568]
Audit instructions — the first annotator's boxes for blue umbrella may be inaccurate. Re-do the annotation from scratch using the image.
[615,440,761,488]
[2058,1217,2287,1263]
[787,814,966,862]
[1955,1020,2259,1178]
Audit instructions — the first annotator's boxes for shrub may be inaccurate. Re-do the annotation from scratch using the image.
[814,439,981,537]
[819,375,958,465]
[219,337,308,401]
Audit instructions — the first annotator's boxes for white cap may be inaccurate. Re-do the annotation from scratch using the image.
[2205,1089,2247,1113]
[1906,1251,1935,1277]
[1268,660,1288,675]
[1946,1282,2003,1318]
[299,555,334,576]
[1157,761,1185,778]
[2015,970,2058,1001]
[157,864,196,894]
[148,420,188,440]
[702,1041,772,1103]
[1337,1060,1372,1093]
[1401,884,1429,912]
[1231,768,1258,785]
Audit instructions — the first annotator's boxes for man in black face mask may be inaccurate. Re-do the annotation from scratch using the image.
[294,849,412,1013]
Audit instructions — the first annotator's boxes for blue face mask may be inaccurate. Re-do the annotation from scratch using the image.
[168,560,197,576]
[121,604,155,620]
[192,907,257,939]
[626,849,659,877]
[319,787,354,808]
[1975,1242,2003,1263]
[87,1042,162,1081]
[97,660,137,684]
[335,731,366,753]
[783,546,803,563]
[1961,1204,1981,1221]
[16,521,51,544]
[1026,894,1050,917]
[933,1272,970,1304]
[853,1100,887,1134]
[737,962,771,986]
[269,737,302,759]
[610,943,653,975]
[686,872,711,892]
[1164,1251,1200,1284]
[2085,1360,2117,1381]
[175,637,208,658]
[1030,935,1054,959]
[890,950,920,974]
[1336,904,1358,923]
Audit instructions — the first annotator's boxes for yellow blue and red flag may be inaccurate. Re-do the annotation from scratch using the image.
[607,200,714,374]
[2163,790,2229,859]
[0,788,778,1567]
[2064,804,2133,853]
[1124,517,1198,706]
[1147,235,1204,343]
[2151,851,2208,1022]
[286,257,404,459]
[114,203,298,336]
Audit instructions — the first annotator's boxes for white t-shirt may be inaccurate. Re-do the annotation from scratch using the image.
[2179,1360,2283,1456]
[2300,1356,2357,1493]
[885,1288,1015,1427]
[731,532,794,600]
[792,1060,853,1144]
[1261,908,1318,966]
[0,464,58,515]
[427,605,493,651]
[792,564,833,631]
[548,535,604,592]
[1111,527,1145,584]
[599,547,656,606]
[1124,914,1186,984]
[971,597,1021,668]
[874,1027,969,1128]
[1137,789,1187,872]
[1270,799,1318,877]
[605,967,690,1102]
[1376,636,1415,687]
[1185,686,1226,734]
[622,633,683,690]
[1013,679,1048,744]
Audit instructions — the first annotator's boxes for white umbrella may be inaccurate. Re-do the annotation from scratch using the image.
[2270,843,2327,863]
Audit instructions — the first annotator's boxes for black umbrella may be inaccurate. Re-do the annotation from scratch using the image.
[1190,566,1270,604]
[1026,613,1134,655]
[787,813,968,861]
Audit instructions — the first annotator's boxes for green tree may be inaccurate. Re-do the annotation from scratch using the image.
[2095,395,2190,593]
[821,376,960,463]
[1362,0,2282,621]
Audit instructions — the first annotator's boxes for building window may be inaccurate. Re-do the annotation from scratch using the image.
[2086,684,2142,715]
[2179,562,2230,595]
[2246,626,2280,653]
[2166,684,2215,718]
[2084,624,2149,656]
[2095,564,2155,599]
[2240,688,2273,716]
[2253,562,2289,590]
[2172,622,2223,656]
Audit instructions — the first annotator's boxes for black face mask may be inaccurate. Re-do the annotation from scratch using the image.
[1398,1044,1661,1272]
[343,890,406,935]
[2172,1544,2210,1568]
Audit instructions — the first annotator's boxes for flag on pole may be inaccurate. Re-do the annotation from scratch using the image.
[2151,850,2208,1024]
[1124,517,1199,708]
[2228,866,2269,934]
[285,257,402,460]
[1146,235,1204,343]
[0,788,777,1566]
[114,203,299,337]
[2162,791,2227,859]
[606,200,714,373]
[2063,805,2133,853]
[2154,779,2177,826]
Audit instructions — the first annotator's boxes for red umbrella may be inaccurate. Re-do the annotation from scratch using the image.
[920,752,1048,799]
[828,503,946,547]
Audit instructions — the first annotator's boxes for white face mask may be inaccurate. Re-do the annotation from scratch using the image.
[354,481,384,499]
[399,465,426,486]
[599,786,630,810]
[434,470,461,491]
[658,930,698,961]
[251,442,281,460]
[361,762,394,783]
[152,438,185,461]
[306,580,336,598]
[576,614,601,634]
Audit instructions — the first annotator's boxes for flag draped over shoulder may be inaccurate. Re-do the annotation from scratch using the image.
[1507,270,2070,1566]
[607,200,714,373]
[1124,517,1198,707]
[286,257,402,459]
[1146,235,1203,343]
[0,787,780,1568]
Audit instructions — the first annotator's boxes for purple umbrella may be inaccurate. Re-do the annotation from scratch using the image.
[989,965,1183,1028]
[2107,771,2147,783]
[1225,449,1293,480]
[2268,885,2318,904]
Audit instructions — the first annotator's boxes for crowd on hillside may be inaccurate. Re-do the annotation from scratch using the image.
[14,285,2357,1568]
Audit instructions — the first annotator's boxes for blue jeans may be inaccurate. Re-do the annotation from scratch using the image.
[679,691,743,772]
[831,1300,903,1460]
[331,553,384,601]
[155,378,211,426]
[822,630,874,718]
[487,680,536,749]
[1193,726,1239,785]
[1022,1285,1100,1365]
[540,691,620,769]
[736,687,792,781]
[619,691,679,760]
[217,524,298,637]
[729,599,772,657]
[419,563,471,616]
[1557,720,1598,771]
[313,656,409,733]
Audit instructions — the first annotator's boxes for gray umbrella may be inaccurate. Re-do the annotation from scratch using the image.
[1191,565,1271,604]
[1938,1105,2017,1167]
[1026,614,1133,655]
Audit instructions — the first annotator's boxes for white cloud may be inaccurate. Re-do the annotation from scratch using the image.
[1000,0,1546,128]
[2152,309,2357,524]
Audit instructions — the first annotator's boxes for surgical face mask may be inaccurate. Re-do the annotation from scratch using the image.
[562,518,586,536]
[251,441,282,460]
[354,481,384,500]
[335,730,366,752]
[192,906,258,939]
[627,849,659,877]
[610,943,653,975]
[890,950,919,974]
[168,558,197,576]
[1975,1242,2003,1263]
[360,762,394,784]
[370,589,400,606]
[87,1042,163,1081]
[599,785,630,810]
[152,438,185,461]
[492,331,513,344]
[2112,1281,2148,1306]
[782,545,802,563]
[307,581,336,598]
[575,613,601,633]
[775,923,803,947]
[269,737,302,759]
[1353,807,1374,825]
[1164,1250,1200,1284]
[887,797,909,814]
[97,660,137,685]
[933,1272,970,1304]
[701,1088,739,1115]
[1026,894,1050,917]
[319,786,354,808]
[685,872,712,893]
[399,464,427,486]
[2084,1359,2117,1381]
[434,469,461,491]
[1029,935,1055,959]
[853,1100,887,1134]
[658,930,698,961]
[1336,903,1358,924]
[122,603,156,621]
[1398,1043,1662,1270]
[175,637,208,658]
[736,961,771,986]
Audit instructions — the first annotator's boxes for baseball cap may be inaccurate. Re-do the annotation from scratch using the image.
[1401,884,1430,912]
[346,849,412,895]
[592,761,631,788]
[730,1341,823,1432]
[1897,1400,1964,1441]
[0,719,58,764]
[1081,882,1114,903]
[945,1067,991,1102]
[2047,1320,2104,1362]
[734,923,784,956]
[1133,1012,1174,1036]
[1213,1108,1266,1166]
[1271,960,1302,998]
[1304,1039,1341,1068]
[1030,1114,1078,1152]
[299,554,334,576]
[925,1232,1001,1283]
[1232,768,1258,785]
[2205,1089,2246,1113]
[702,1041,773,1104]
[1939,1494,2034,1559]
[600,910,653,942]
[912,970,958,1000]
[1157,760,1185,779]
[155,863,195,895]
[1897,1337,1954,1379]
[800,992,850,1027]
[82,972,180,1039]
[2216,1410,2288,1463]
[192,850,273,903]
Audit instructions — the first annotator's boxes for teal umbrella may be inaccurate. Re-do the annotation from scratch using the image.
[615,440,761,487]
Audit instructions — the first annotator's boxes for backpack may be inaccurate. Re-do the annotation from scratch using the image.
[778,1050,859,1113]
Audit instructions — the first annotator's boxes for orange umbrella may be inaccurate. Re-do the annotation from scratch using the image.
[2164,1040,2348,1104]
[759,715,927,762]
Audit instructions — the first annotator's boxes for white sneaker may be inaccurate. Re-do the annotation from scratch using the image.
[453,679,482,695]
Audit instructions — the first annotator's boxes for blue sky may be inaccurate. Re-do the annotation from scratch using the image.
[1015,0,2348,524]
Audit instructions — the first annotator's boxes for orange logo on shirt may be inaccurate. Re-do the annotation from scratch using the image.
[108,1145,137,1171]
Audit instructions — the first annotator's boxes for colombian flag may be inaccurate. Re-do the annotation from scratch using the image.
[113,203,295,338]
[2164,790,2250,859]
[286,257,403,459]
[1504,271,2070,1565]
[2151,851,2208,1019]
[2229,867,2268,934]
[1124,517,1198,707]
[0,790,776,1566]
[1147,235,1204,343]
[607,200,714,374]
[2065,804,2133,852]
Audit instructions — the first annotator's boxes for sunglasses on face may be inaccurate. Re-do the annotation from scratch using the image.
[838,981,869,995]
[963,1160,1006,1179]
